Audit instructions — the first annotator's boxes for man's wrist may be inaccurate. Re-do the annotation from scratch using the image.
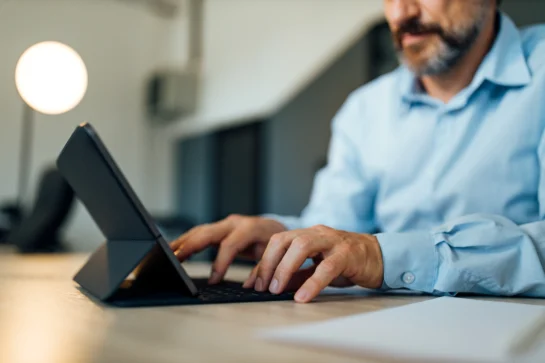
[365,234,384,289]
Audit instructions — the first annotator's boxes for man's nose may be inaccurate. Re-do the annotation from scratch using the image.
[387,0,421,28]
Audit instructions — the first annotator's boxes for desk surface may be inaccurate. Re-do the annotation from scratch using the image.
[0,253,544,363]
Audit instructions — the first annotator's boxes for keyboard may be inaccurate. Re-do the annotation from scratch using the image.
[107,278,294,307]
[195,279,295,303]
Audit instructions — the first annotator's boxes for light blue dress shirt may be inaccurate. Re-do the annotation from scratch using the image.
[270,14,545,297]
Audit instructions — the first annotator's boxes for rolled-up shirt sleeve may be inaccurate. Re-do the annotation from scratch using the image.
[375,130,545,297]
[435,215,545,296]
[376,215,545,297]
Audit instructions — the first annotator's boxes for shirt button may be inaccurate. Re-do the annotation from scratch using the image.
[402,272,415,285]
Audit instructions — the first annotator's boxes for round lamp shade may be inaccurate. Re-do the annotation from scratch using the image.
[15,41,88,115]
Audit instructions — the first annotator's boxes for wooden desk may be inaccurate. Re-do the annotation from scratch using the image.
[0,253,543,363]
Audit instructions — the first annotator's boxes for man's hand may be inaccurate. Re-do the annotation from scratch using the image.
[170,215,286,284]
[243,225,384,303]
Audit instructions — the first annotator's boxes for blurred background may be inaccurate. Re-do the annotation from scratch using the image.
[0,0,543,258]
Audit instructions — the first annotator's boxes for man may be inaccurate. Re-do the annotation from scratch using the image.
[171,0,545,303]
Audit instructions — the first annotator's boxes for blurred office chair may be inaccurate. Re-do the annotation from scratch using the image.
[7,167,75,253]
[0,204,22,243]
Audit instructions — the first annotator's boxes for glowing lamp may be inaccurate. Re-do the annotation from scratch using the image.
[15,41,88,115]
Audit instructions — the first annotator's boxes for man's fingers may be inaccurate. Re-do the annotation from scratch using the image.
[284,265,317,292]
[265,234,329,294]
[209,229,253,284]
[243,264,260,288]
[294,253,346,303]
[170,227,199,251]
[255,230,302,291]
[239,243,266,260]
[244,264,317,292]
[173,220,232,261]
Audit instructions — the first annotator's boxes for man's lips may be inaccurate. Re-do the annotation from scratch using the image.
[401,32,437,47]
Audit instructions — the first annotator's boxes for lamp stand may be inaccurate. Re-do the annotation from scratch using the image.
[17,102,34,209]
[0,103,34,243]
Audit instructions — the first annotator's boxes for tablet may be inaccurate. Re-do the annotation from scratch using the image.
[57,122,293,306]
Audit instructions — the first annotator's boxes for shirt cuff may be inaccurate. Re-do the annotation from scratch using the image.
[375,231,438,293]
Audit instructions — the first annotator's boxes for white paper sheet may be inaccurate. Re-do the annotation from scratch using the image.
[258,297,545,363]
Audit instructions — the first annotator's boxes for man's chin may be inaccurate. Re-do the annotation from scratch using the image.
[399,46,443,75]
[398,55,437,76]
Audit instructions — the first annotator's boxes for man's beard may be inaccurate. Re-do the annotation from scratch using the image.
[393,10,487,76]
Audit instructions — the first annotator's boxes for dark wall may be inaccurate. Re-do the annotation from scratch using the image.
[261,22,397,216]
[261,38,367,216]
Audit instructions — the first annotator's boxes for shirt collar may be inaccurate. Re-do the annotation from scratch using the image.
[473,12,531,87]
[399,12,532,106]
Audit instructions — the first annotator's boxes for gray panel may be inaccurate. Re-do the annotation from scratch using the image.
[217,124,261,218]
[262,37,368,216]
[176,134,216,224]
[502,0,545,26]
